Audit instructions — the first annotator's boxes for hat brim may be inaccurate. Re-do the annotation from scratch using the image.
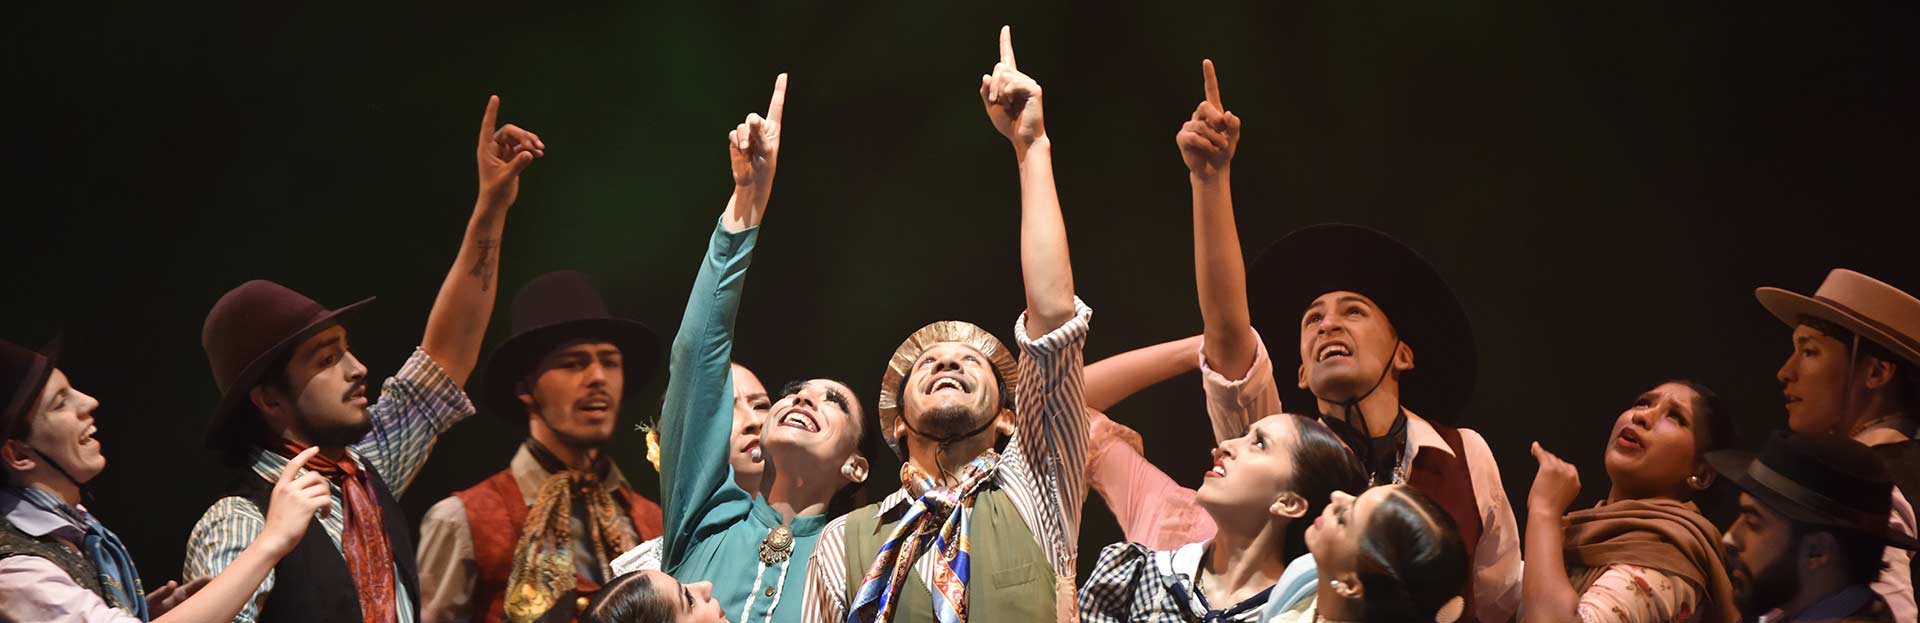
[204,297,374,453]
[1755,287,1920,367]
[1707,448,1920,550]
[1247,224,1477,425]
[479,317,662,425]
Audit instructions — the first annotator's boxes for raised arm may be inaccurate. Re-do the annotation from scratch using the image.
[421,96,543,385]
[1520,442,1583,623]
[981,26,1075,335]
[658,74,783,567]
[1177,60,1255,380]
[1083,335,1202,412]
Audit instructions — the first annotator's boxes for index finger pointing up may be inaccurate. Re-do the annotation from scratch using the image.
[281,446,321,484]
[478,95,500,147]
[1000,25,1017,69]
[767,73,787,126]
[1203,59,1222,111]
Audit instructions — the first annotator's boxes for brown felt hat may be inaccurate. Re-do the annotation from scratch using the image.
[201,280,372,453]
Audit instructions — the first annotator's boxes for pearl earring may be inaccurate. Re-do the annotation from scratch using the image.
[1330,580,1347,591]
[749,447,763,462]
[842,464,856,479]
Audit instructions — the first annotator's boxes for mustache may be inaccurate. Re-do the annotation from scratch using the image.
[341,383,366,402]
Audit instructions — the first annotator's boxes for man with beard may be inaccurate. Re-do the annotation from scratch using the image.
[1757,268,1920,620]
[0,337,332,622]
[803,26,1095,623]
[415,270,666,623]
[651,72,873,623]
[1164,59,1519,622]
[184,95,542,623]
[1713,432,1919,622]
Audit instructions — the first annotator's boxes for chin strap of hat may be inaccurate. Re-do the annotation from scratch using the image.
[10,440,93,504]
[1324,337,1404,485]
[899,408,1001,485]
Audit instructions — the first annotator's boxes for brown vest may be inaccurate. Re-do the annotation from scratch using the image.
[453,468,664,623]
[1406,421,1485,623]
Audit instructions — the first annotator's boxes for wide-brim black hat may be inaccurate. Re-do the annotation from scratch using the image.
[479,271,661,424]
[1247,224,1477,425]
[1,336,60,440]
[201,280,373,453]
[1708,432,1920,550]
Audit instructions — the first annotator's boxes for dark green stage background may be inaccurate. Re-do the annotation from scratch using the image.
[4,1,1917,584]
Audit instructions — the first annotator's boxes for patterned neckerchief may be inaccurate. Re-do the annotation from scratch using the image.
[9,486,147,619]
[848,450,1002,623]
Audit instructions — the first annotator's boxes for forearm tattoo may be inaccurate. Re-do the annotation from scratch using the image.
[471,238,497,291]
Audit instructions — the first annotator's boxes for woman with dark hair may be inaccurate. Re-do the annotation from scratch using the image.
[1079,413,1369,622]
[1521,381,1740,623]
[1284,484,1470,622]
[579,570,726,623]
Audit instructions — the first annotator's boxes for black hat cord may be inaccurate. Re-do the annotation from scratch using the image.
[9,439,94,504]
[898,406,1000,487]
[1323,337,1406,485]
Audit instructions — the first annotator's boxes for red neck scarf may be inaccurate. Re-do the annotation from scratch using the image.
[275,440,398,623]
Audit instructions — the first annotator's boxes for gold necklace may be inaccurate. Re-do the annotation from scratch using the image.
[759,523,795,564]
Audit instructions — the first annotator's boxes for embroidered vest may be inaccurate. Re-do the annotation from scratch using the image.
[0,518,108,602]
[453,467,665,623]
[224,461,420,623]
[1406,421,1484,623]
[841,486,1056,622]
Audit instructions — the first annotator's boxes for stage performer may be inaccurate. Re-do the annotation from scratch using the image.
[1757,268,1920,620]
[652,71,874,623]
[1520,381,1739,623]
[416,270,667,623]
[803,26,1094,623]
[1077,413,1367,622]
[1267,484,1470,623]
[1714,433,1917,622]
[0,338,332,622]
[1149,57,1519,621]
[606,361,772,576]
[183,94,541,623]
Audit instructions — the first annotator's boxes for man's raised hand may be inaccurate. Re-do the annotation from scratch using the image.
[729,73,786,203]
[477,95,543,211]
[1176,60,1241,181]
[980,26,1046,153]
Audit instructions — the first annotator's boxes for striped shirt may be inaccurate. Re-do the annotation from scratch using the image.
[183,347,473,623]
[802,298,1092,623]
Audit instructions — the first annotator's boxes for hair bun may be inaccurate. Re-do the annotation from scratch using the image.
[1432,595,1465,623]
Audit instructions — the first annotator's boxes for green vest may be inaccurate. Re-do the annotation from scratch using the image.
[842,487,1056,622]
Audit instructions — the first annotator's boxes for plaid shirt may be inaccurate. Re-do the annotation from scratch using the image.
[183,348,473,623]
[1079,541,1267,623]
